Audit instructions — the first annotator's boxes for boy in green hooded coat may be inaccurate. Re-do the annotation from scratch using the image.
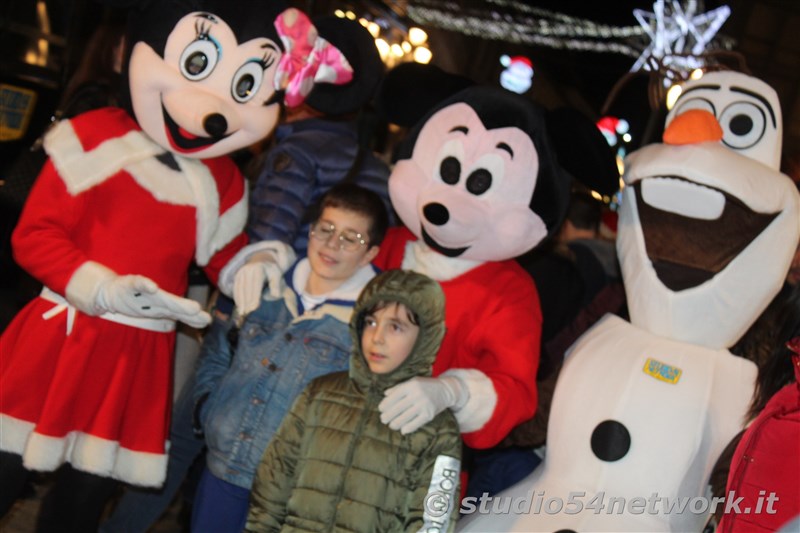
[247,269,462,532]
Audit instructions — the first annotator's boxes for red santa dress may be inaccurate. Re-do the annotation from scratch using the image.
[374,226,542,448]
[0,107,247,486]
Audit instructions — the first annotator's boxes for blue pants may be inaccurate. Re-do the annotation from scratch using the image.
[465,446,541,500]
[191,468,250,533]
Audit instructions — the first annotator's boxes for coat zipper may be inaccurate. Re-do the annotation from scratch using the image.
[325,383,379,530]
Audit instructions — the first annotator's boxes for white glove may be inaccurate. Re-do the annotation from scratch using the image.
[232,256,283,316]
[95,275,211,328]
[378,375,468,435]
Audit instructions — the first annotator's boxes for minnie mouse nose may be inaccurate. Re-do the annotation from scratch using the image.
[423,203,450,226]
[203,113,228,138]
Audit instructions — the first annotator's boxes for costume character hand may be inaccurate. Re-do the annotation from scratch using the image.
[378,375,468,434]
[232,251,283,316]
[96,275,211,328]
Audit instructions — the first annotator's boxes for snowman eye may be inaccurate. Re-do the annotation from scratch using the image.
[719,101,767,150]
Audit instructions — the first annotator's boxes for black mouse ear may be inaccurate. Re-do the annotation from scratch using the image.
[545,107,620,197]
[375,62,474,128]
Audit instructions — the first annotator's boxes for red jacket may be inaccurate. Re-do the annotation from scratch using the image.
[717,354,800,532]
[374,226,541,449]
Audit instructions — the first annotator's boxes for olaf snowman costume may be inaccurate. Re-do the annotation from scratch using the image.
[458,72,800,532]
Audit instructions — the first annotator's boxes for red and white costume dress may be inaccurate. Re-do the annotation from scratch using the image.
[0,107,248,486]
[374,226,542,448]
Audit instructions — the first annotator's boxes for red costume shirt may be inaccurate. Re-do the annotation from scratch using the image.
[374,226,542,449]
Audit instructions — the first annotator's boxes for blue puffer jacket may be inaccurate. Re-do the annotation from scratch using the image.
[193,258,377,489]
[247,117,394,256]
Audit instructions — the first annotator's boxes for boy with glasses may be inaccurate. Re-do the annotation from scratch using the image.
[189,183,388,531]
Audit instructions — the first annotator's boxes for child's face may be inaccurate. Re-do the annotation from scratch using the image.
[307,206,379,291]
[361,303,420,374]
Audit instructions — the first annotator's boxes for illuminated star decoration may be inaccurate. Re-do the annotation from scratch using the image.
[630,0,730,84]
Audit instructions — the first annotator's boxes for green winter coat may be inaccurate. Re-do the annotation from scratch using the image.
[246,270,462,533]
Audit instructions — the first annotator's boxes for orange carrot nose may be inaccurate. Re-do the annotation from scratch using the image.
[663,109,723,145]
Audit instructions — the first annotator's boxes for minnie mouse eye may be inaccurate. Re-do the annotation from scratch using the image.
[231,61,264,103]
[180,39,219,81]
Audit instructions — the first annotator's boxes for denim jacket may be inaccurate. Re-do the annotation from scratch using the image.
[193,258,377,489]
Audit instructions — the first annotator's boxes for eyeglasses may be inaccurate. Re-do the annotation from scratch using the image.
[310,221,369,252]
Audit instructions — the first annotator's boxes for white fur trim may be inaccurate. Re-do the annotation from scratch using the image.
[126,156,195,205]
[401,240,482,281]
[218,240,296,296]
[0,414,35,454]
[178,157,220,266]
[44,121,162,196]
[0,414,168,487]
[441,368,497,433]
[205,191,248,265]
[65,261,117,315]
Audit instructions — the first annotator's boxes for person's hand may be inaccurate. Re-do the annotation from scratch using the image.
[378,376,467,435]
[232,256,283,316]
[95,275,211,328]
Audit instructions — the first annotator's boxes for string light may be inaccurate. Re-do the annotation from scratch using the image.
[408,27,428,45]
[405,0,734,65]
[347,11,435,66]
[630,0,730,80]
[413,46,433,64]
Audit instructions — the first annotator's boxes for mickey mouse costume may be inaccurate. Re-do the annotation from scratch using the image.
[373,87,570,449]
[0,0,351,508]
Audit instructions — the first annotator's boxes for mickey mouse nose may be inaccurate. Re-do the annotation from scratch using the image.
[423,203,449,226]
[203,113,228,138]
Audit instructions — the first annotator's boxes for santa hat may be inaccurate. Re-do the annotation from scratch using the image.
[500,55,533,70]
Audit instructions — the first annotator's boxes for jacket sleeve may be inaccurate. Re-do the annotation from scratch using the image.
[404,420,463,533]
[246,386,310,532]
[11,159,92,296]
[191,310,237,432]
[247,140,317,246]
[449,271,542,449]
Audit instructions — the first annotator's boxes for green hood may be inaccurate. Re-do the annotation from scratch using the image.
[349,270,446,391]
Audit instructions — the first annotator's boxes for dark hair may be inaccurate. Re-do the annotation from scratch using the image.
[362,300,420,326]
[731,284,800,421]
[60,10,127,113]
[565,191,602,232]
[310,183,389,247]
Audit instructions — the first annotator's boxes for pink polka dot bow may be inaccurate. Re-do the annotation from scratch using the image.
[274,8,354,108]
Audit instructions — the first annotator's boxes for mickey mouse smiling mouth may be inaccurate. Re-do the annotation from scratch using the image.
[421,227,470,257]
[162,103,231,153]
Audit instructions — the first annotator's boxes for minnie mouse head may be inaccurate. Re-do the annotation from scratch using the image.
[115,0,351,159]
